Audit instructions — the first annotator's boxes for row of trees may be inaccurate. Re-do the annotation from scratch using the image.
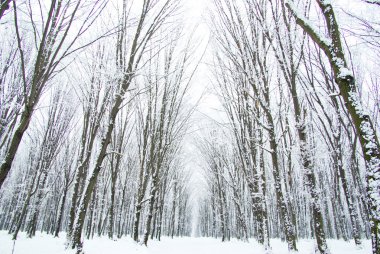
[0,0,379,254]
[0,0,196,253]
[196,1,379,254]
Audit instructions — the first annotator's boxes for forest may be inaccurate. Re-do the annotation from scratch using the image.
[0,0,379,254]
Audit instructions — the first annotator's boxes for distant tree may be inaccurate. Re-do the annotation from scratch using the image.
[10,89,75,240]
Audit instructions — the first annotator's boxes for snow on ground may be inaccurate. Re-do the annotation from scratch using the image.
[0,231,372,254]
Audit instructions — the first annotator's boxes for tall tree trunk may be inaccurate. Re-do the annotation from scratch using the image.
[335,129,362,245]
[143,175,158,245]
[258,133,270,249]
[261,84,298,250]
[54,182,70,236]
[170,180,177,238]
[288,76,328,253]
[26,171,48,238]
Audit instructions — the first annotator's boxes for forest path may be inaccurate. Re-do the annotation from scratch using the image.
[148,237,256,254]
[0,231,372,254]
[147,237,371,254]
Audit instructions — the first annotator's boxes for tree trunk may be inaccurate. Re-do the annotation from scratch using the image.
[26,170,48,238]
[170,180,178,238]
[0,107,32,189]
[54,183,69,237]
[143,175,158,245]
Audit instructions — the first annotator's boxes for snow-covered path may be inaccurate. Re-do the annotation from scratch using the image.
[0,231,372,254]
[148,237,256,254]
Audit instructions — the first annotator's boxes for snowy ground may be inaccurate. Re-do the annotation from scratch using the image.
[0,231,372,254]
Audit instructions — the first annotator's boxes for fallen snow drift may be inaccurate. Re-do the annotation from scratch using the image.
[0,231,371,254]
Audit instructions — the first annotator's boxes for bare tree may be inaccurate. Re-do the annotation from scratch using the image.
[70,1,180,251]
[286,1,380,253]
[211,0,297,250]
[260,0,329,251]
[0,0,108,189]
[66,44,114,240]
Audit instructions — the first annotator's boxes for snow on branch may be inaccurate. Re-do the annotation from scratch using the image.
[363,0,380,6]
[285,1,333,58]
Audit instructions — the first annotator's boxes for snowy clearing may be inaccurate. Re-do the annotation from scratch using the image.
[0,231,372,254]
